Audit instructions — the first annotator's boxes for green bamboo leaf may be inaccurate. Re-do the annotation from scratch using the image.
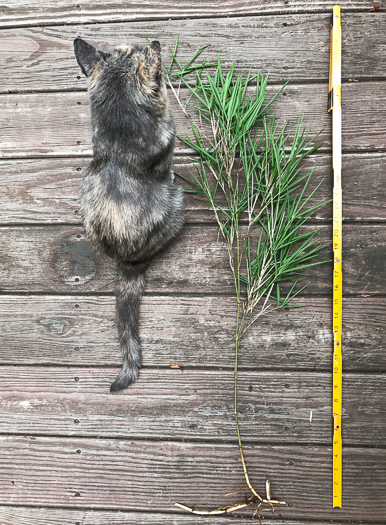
[169,43,329,343]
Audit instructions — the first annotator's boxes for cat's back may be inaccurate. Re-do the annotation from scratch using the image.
[81,162,183,260]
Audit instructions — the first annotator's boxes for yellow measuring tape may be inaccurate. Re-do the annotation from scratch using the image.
[328,5,342,509]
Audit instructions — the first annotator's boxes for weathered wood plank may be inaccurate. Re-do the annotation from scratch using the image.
[2,14,386,91]
[1,153,385,224]
[0,436,385,519]
[0,367,385,445]
[0,296,384,372]
[0,507,380,525]
[0,1,382,28]
[1,83,385,158]
[0,224,384,294]
[2,507,350,525]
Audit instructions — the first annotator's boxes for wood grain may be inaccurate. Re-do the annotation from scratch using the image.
[0,295,384,372]
[0,507,375,525]
[0,224,384,294]
[0,366,385,445]
[1,153,385,224]
[1,14,386,91]
[2,82,385,158]
[0,436,385,519]
[0,507,372,525]
[0,1,382,28]
[3,509,357,525]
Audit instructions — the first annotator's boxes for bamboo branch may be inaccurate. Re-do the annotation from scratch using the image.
[165,39,327,519]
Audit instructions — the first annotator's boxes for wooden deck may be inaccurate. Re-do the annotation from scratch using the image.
[0,1,385,523]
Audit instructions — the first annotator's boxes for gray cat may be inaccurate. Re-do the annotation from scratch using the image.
[74,38,184,391]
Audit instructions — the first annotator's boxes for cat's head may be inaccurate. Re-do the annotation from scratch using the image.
[73,38,167,114]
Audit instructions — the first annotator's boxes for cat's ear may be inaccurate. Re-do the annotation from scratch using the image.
[139,40,162,89]
[74,38,108,77]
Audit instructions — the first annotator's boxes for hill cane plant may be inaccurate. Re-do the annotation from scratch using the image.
[164,39,329,516]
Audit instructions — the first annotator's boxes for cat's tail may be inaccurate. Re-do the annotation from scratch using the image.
[110,261,147,392]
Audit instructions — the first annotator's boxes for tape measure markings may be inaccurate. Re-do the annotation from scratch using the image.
[329,5,343,510]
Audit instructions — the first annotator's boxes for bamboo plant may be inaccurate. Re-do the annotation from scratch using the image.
[164,40,329,516]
